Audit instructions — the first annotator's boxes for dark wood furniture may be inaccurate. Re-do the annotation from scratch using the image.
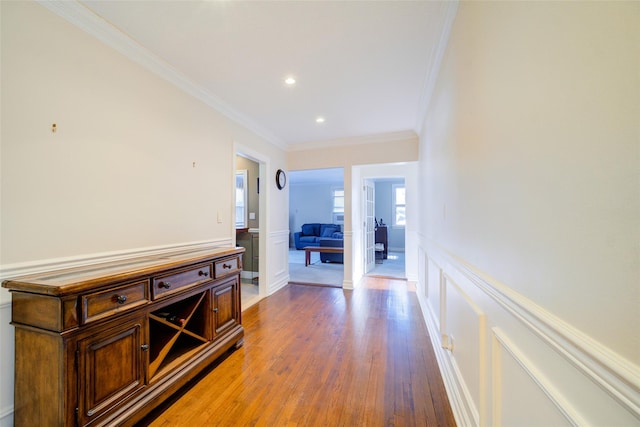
[375,226,388,259]
[2,247,244,427]
[304,246,344,266]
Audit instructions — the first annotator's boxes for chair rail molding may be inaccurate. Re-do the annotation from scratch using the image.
[0,239,231,286]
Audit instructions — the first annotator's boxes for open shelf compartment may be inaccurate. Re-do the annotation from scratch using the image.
[148,290,211,380]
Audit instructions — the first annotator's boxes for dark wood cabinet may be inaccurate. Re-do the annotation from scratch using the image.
[375,225,388,259]
[3,247,244,427]
[212,277,240,336]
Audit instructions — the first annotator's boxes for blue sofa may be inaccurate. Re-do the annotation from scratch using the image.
[294,223,343,250]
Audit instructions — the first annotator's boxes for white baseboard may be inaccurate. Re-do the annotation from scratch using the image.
[0,405,13,427]
[268,276,289,296]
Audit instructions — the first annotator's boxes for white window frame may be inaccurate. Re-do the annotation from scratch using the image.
[392,183,405,228]
[235,170,248,228]
[332,187,344,225]
[332,188,344,213]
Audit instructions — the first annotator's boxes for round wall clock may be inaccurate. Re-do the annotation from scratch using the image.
[276,169,287,190]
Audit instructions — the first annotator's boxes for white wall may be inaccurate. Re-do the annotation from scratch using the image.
[0,2,288,425]
[289,182,342,243]
[418,1,639,426]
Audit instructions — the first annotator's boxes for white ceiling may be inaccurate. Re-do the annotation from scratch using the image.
[76,1,451,149]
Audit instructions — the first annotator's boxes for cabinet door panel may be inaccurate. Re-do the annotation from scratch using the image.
[212,277,239,336]
[77,317,146,426]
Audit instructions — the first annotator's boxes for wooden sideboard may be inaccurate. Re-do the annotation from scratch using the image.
[2,247,245,427]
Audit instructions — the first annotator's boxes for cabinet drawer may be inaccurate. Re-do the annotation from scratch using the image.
[214,256,241,278]
[81,280,149,324]
[151,263,213,300]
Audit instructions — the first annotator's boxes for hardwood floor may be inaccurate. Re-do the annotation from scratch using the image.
[138,277,456,426]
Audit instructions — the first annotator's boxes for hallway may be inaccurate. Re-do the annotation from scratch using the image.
[139,277,455,426]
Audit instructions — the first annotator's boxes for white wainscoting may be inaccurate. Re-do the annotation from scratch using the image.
[268,229,290,295]
[492,328,584,426]
[443,274,487,427]
[417,241,640,427]
[342,231,354,290]
[426,256,442,331]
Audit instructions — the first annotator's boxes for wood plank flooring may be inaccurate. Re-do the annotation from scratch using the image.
[138,277,456,426]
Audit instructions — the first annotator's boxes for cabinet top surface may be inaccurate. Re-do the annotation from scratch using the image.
[2,246,244,296]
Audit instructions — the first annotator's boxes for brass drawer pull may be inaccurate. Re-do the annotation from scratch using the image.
[116,295,127,304]
[198,270,209,277]
[159,281,171,289]
[222,263,232,270]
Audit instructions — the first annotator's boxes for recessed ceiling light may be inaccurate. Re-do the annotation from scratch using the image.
[315,116,325,124]
[284,76,296,86]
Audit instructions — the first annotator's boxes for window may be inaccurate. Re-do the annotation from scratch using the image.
[393,184,405,227]
[332,188,344,224]
[333,189,344,213]
[235,170,248,228]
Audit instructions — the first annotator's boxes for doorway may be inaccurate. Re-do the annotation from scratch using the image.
[366,177,406,280]
[353,162,417,284]
[235,154,262,308]
[288,168,345,287]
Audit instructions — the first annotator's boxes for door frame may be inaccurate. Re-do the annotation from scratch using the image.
[352,163,418,286]
[363,179,376,274]
[234,144,268,304]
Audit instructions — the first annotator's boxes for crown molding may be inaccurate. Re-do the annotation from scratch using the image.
[415,0,458,136]
[287,130,418,152]
[36,0,287,150]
